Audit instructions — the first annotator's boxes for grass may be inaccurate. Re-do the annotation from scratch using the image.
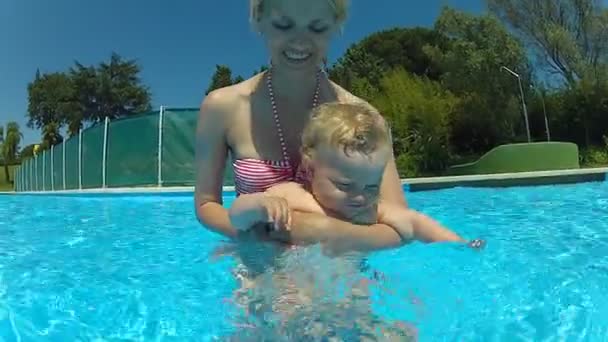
[0,164,17,191]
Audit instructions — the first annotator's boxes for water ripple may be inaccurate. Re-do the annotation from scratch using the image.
[1,181,607,340]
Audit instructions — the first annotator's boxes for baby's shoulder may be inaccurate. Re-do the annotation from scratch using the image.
[265,181,306,197]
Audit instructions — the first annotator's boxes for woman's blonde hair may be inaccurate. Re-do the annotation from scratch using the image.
[249,0,349,23]
[301,102,390,160]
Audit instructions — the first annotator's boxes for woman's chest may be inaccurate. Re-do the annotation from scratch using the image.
[226,104,312,162]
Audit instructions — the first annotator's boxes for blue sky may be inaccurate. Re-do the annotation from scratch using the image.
[0,0,484,147]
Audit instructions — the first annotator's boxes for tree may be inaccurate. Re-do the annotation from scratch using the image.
[20,144,37,160]
[486,0,608,86]
[205,65,244,95]
[329,44,387,91]
[252,65,269,76]
[93,53,152,122]
[329,27,450,91]
[27,53,152,137]
[370,68,459,176]
[0,126,3,165]
[26,71,76,130]
[0,122,22,183]
[41,122,63,150]
[427,7,531,153]
[67,62,97,135]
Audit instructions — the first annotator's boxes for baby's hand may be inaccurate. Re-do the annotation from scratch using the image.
[467,239,486,250]
[260,195,292,232]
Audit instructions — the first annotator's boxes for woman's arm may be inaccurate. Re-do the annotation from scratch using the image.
[194,89,240,239]
[380,150,409,207]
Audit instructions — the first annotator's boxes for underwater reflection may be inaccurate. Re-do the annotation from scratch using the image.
[215,242,418,341]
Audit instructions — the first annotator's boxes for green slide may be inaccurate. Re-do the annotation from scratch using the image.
[447,142,580,176]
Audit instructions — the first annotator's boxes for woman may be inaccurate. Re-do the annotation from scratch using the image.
[195,0,410,246]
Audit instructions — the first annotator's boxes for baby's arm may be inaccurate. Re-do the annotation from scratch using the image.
[264,182,405,253]
[377,202,475,244]
[406,210,466,243]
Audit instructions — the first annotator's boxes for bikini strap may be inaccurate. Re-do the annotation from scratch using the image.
[266,68,322,164]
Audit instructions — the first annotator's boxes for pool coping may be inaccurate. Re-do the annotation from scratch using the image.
[2,167,607,196]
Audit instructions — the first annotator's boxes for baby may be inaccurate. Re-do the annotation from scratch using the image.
[225,102,484,339]
[229,101,484,254]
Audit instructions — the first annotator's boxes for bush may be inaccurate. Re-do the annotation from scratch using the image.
[579,145,608,167]
[370,67,458,176]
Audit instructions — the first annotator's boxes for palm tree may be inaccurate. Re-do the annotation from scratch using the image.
[1,122,23,183]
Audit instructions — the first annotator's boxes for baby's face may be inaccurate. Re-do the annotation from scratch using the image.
[308,144,390,221]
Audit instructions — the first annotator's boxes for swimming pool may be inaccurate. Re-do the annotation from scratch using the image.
[1,181,607,340]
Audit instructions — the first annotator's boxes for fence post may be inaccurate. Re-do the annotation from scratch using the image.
[14,166,18,192]
[157,106,165,187]
[31,158,34,191]
[34,155,38,191]
[51,145,55,191]
[42,150,46,191]
[102,116,109,188]
[79,129,83,190]
[63,140,66,190]
[31,157,38,191]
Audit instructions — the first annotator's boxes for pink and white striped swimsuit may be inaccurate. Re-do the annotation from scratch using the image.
[232,158,303,195]
[232,68,321,197]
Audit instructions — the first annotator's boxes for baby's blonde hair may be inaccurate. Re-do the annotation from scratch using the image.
[250,0,349,23]
[301,102,391,160]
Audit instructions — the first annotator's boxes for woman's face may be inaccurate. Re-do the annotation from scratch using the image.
[255,0,341,72]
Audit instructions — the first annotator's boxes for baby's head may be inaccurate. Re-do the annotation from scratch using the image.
[300,102,392,220]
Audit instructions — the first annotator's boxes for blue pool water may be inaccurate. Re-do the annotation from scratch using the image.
[1,181,608,341]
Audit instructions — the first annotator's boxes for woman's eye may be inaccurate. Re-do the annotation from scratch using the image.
[272,22,292,30]
[310,25,328,33]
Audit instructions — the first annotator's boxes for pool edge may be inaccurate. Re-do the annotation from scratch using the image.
[3,167,607,196]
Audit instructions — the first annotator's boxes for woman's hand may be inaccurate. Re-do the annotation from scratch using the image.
[228,193,292,233]
[259,195,292,232]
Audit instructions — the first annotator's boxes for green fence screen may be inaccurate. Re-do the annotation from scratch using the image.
[15,107,236,192]
[82,124,104,189]
[161,109,196,186]
[36,153,42,191]
[44,150,52,190]
[52,145,63,190]
[107,113,159,187]
[65,135,79,190]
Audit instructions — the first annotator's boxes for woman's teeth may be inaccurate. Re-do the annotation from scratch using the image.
[283,50,311,61]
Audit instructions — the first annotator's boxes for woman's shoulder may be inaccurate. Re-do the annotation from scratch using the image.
[199,74,262,121]
[202,74,260,110]
[328,80,377,110]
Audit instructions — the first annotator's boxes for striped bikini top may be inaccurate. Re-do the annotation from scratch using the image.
[232,68,321,196]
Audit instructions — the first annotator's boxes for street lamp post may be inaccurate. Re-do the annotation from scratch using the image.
[531,84,551,142]
[501,66,531,143]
